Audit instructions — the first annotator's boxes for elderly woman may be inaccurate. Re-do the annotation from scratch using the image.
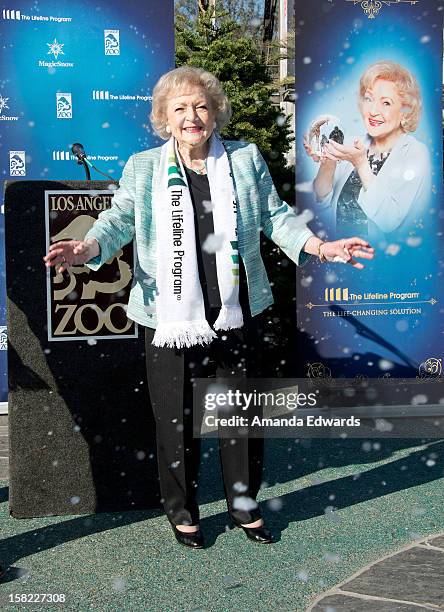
[304,60,431,241]
[44,66,373,549]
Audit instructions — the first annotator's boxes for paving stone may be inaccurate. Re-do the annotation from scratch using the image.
[0,457,8,480]
[311,593,426,611]
[342,546,444,606]
[428,535,444,549]
[0,417,9,480]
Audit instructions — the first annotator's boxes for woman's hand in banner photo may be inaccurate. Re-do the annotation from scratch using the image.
[304,236,375,269]
[303,134,339,200]
[322,138,368,169]
[302,134,338,169]
[43,238,100,274]
[303,134,321,162]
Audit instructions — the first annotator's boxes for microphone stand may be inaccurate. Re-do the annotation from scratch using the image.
[78,157,91,181]
[71,142,118,185]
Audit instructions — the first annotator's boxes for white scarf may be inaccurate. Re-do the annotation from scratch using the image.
[152,133,243,348]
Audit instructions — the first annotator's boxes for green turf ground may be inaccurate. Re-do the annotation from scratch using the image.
[1,437,443,611]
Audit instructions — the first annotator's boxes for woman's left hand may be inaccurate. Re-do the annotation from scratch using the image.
[323,139,368,169]
[320,237,375,269]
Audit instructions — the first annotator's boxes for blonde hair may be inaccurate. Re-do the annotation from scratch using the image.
[359,61,422,132]
[150,66,232,140]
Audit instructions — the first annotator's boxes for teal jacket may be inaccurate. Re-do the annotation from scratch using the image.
[85,140,314,328]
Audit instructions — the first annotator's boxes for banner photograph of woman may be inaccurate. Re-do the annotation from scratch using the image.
[303,60,431,242]
[43,66,374,549]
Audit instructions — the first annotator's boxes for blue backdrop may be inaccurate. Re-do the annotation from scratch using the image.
[295,0,443,377]
[0,0,174,402]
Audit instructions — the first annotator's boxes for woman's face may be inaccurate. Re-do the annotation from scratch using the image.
[165,85,216,150]
[361,79,405,140]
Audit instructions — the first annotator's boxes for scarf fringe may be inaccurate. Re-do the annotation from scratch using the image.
[213,306,244,331]
[152,321,218,349]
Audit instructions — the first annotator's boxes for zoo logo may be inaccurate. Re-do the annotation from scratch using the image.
[0,326,7,351]
[50,215,133,338]
[56,92,72,119]
[104,30,120,55]
[9,151,26,176]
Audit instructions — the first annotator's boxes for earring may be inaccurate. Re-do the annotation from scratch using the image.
[165,125,171,134]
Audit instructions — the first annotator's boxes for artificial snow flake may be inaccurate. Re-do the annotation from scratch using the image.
[296,570,309,582]
[202,199,214,213]
[385,243,400,256]
[232,481,248,493]
[375,419,393,432]
[202,233,224,253]
[324,506,341,523]
[232,496,258,511]
[111,577,126,592]
[411,394,428,405]
[378,359,394,371]
[267,497,283,511]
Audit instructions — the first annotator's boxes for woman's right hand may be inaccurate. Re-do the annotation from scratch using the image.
[43,238,99,274]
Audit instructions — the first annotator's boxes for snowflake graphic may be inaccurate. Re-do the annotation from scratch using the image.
[47,39,65,60]
[0,95,9,115]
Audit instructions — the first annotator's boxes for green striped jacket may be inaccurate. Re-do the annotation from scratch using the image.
[85,140,314,328]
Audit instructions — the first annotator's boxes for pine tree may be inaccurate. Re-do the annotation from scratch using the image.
[176,11,298,375]
[175,12,294,204]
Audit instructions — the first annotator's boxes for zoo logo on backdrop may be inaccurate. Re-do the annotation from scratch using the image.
[45,190,137,341]
[0,327,7,351]
[56,93,72,119]
[104,30,120,55]
[9,151,26,176]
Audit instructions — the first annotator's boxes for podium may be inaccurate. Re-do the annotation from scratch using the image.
[5,180,161,518]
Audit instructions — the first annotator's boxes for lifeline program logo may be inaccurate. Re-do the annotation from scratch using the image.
[92,90,151,102]
[2,9,72,22]
[52,150,118,162]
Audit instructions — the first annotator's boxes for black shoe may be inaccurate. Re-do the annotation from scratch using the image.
[172,525,205,549]
[235,523,274,543]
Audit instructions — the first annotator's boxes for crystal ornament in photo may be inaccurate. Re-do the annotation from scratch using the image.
[308,114,344,157]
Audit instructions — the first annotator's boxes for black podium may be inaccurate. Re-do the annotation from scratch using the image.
[5,180,161,518]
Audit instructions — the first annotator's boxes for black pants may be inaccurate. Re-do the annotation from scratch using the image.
[145,310,264,527]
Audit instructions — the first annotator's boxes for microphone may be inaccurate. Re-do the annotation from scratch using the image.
[70,142,118,185]
[71,142,87,162]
